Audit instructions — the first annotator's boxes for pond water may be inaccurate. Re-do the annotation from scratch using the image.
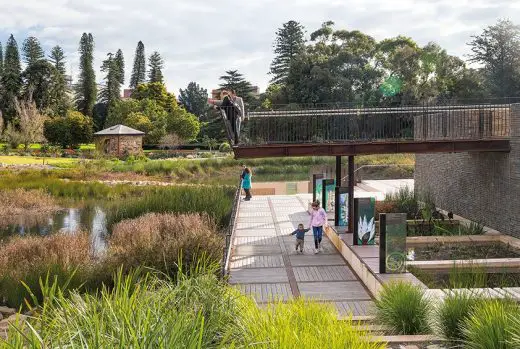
[406,243,520,261]
[410,269,520,289]
[0,205,109,253]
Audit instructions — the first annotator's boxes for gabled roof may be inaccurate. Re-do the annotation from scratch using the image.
[94,125,145,136]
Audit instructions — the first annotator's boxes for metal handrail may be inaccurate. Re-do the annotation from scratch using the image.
[222,179,242,278]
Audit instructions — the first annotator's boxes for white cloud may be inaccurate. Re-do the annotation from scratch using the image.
[0,0,518,95]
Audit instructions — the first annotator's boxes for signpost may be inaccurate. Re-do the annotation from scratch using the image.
[313,174,324,203]
[335,187,349,227]
[353,197,376,245]
[322,179,336,213]
[379,213,407,274]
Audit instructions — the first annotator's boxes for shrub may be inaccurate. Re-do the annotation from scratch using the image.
[232,298,384,349]
[384,186,418,219]
[375,281,432,335]
[108,213,223,277]
[44,110,93,148]
[375,201,398,218]
[435,292,483,342]
[0,233,93,308]
[462,299,519,349]
[219,142,232,153]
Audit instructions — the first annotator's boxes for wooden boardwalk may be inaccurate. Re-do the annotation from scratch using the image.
[229,195,375,317]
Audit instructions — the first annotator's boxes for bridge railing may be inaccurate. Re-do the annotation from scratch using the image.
[239,101,514,145]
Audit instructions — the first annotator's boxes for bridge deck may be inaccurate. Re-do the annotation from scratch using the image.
[229,194,375,317]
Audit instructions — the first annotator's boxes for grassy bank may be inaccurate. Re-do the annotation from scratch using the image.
[0,188,60,217]
[3,266,384,349]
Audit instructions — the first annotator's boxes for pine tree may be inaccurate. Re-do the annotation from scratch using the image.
[49,46,66,76]
[75,33,97,117]
[22,36,45,66]
[130,41,146,88]
[99,52,122,106]
[219,70,254,96]
[2,34,22,123]
[114,49,125,85]
[270,21,306,84]
[0,42,4,77]
[148,51,164,83]
[179,82,209,120]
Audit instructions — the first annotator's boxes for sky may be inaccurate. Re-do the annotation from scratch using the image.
[0,0,519,96]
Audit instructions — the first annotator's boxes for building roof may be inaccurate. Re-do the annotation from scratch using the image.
[94,125,145,136]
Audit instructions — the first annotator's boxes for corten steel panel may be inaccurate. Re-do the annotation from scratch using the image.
[233,140,510,159]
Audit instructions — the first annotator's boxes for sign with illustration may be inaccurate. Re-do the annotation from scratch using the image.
[313,174,324,203]
[322,179,336,213]
[379,213,407,274]
[335,187,349,227]
[353,197,376,245]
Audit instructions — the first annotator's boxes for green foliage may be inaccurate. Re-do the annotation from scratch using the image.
[99,51,124,106]
[375,281,432,335]
[47,45,70,116]
[462,299,519,349]
[219,70,256,104]
[167,108,200,141]
[270,20,306,84]
[21,60,61,111]
[435,292,484,342]
[2,34,22,123]
[219,142,232,153]
[232,298,384,349]
[74,33,97,117]
[132,82,177,111]
[44,110,94,148]
[179,82,209,120]
[384,186,418,219]
[148,51,164,83]
[21,36,44,66]
[106,185,235,228]
[130,41,146,88]
[468,19,520,98]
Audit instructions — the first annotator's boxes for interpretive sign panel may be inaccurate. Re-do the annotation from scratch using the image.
[379,213,407,274]
[313,174,324,203]
[322,179,336,212]
[335,187,349,227]
[353,197,376,245]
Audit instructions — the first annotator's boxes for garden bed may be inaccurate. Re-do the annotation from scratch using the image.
[409,269,520,289]
[407,242,520,261]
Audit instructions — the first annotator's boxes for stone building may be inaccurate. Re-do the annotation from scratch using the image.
[94,125,145,157]
[415,104,519,238]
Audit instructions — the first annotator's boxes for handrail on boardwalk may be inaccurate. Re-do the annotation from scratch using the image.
[222,179,242,278]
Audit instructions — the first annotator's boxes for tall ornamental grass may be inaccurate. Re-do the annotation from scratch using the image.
[375,281,432,335]
[462,299,519,349]
[108,213,223,277]
[106,185,235,227]
[0,188,59,217]
[2,267,384,349]
[0,233,92,308]
[435,292,484,343]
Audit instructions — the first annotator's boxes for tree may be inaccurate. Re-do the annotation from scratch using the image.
[22,60,60,111]
[14,97,47,149]
[48,46,69,116]
[165,108,200,141]
[0,42,4,78]
[49,46,66,75]
[74,33,97,117]
[468,19,520,97]
[2,34,22,124]
[202,135,218,152]
[44,110,93,148]
[22,36,44,66]
[219,70,256,104]
[179,82,209,120]
[270,20,306,84]
[99,53,122,106]
[130,41,146,88]
[148,51,164,83]
[114,49,125,85]
[132,82,177,112]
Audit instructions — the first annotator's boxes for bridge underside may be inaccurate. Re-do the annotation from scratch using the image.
[233,139,510,159]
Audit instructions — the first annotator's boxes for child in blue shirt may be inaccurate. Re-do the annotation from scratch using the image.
[291,223,310,254]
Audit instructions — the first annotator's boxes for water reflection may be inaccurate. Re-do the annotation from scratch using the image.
[0,205,109,253]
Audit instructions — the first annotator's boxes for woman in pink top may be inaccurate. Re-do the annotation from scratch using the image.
[309,201,327,254]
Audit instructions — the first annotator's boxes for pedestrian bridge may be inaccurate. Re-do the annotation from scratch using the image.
[232,102,513,158]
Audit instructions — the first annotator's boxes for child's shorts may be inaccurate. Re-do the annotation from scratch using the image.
[295,238,304,251]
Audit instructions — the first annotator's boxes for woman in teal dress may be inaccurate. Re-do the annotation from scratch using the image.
[242,167,252,201]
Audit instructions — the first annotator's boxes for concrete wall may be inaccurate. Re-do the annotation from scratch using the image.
[415,104,520,238]
[95,135,143,157]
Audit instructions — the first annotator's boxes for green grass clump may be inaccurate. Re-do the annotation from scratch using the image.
[3,266,384,349]
[384,186,418,219]
[462,299,519,349]
[375,281,432,335]
[435,292,484,343]
[106,185,235,228]
[231,298,384,349]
